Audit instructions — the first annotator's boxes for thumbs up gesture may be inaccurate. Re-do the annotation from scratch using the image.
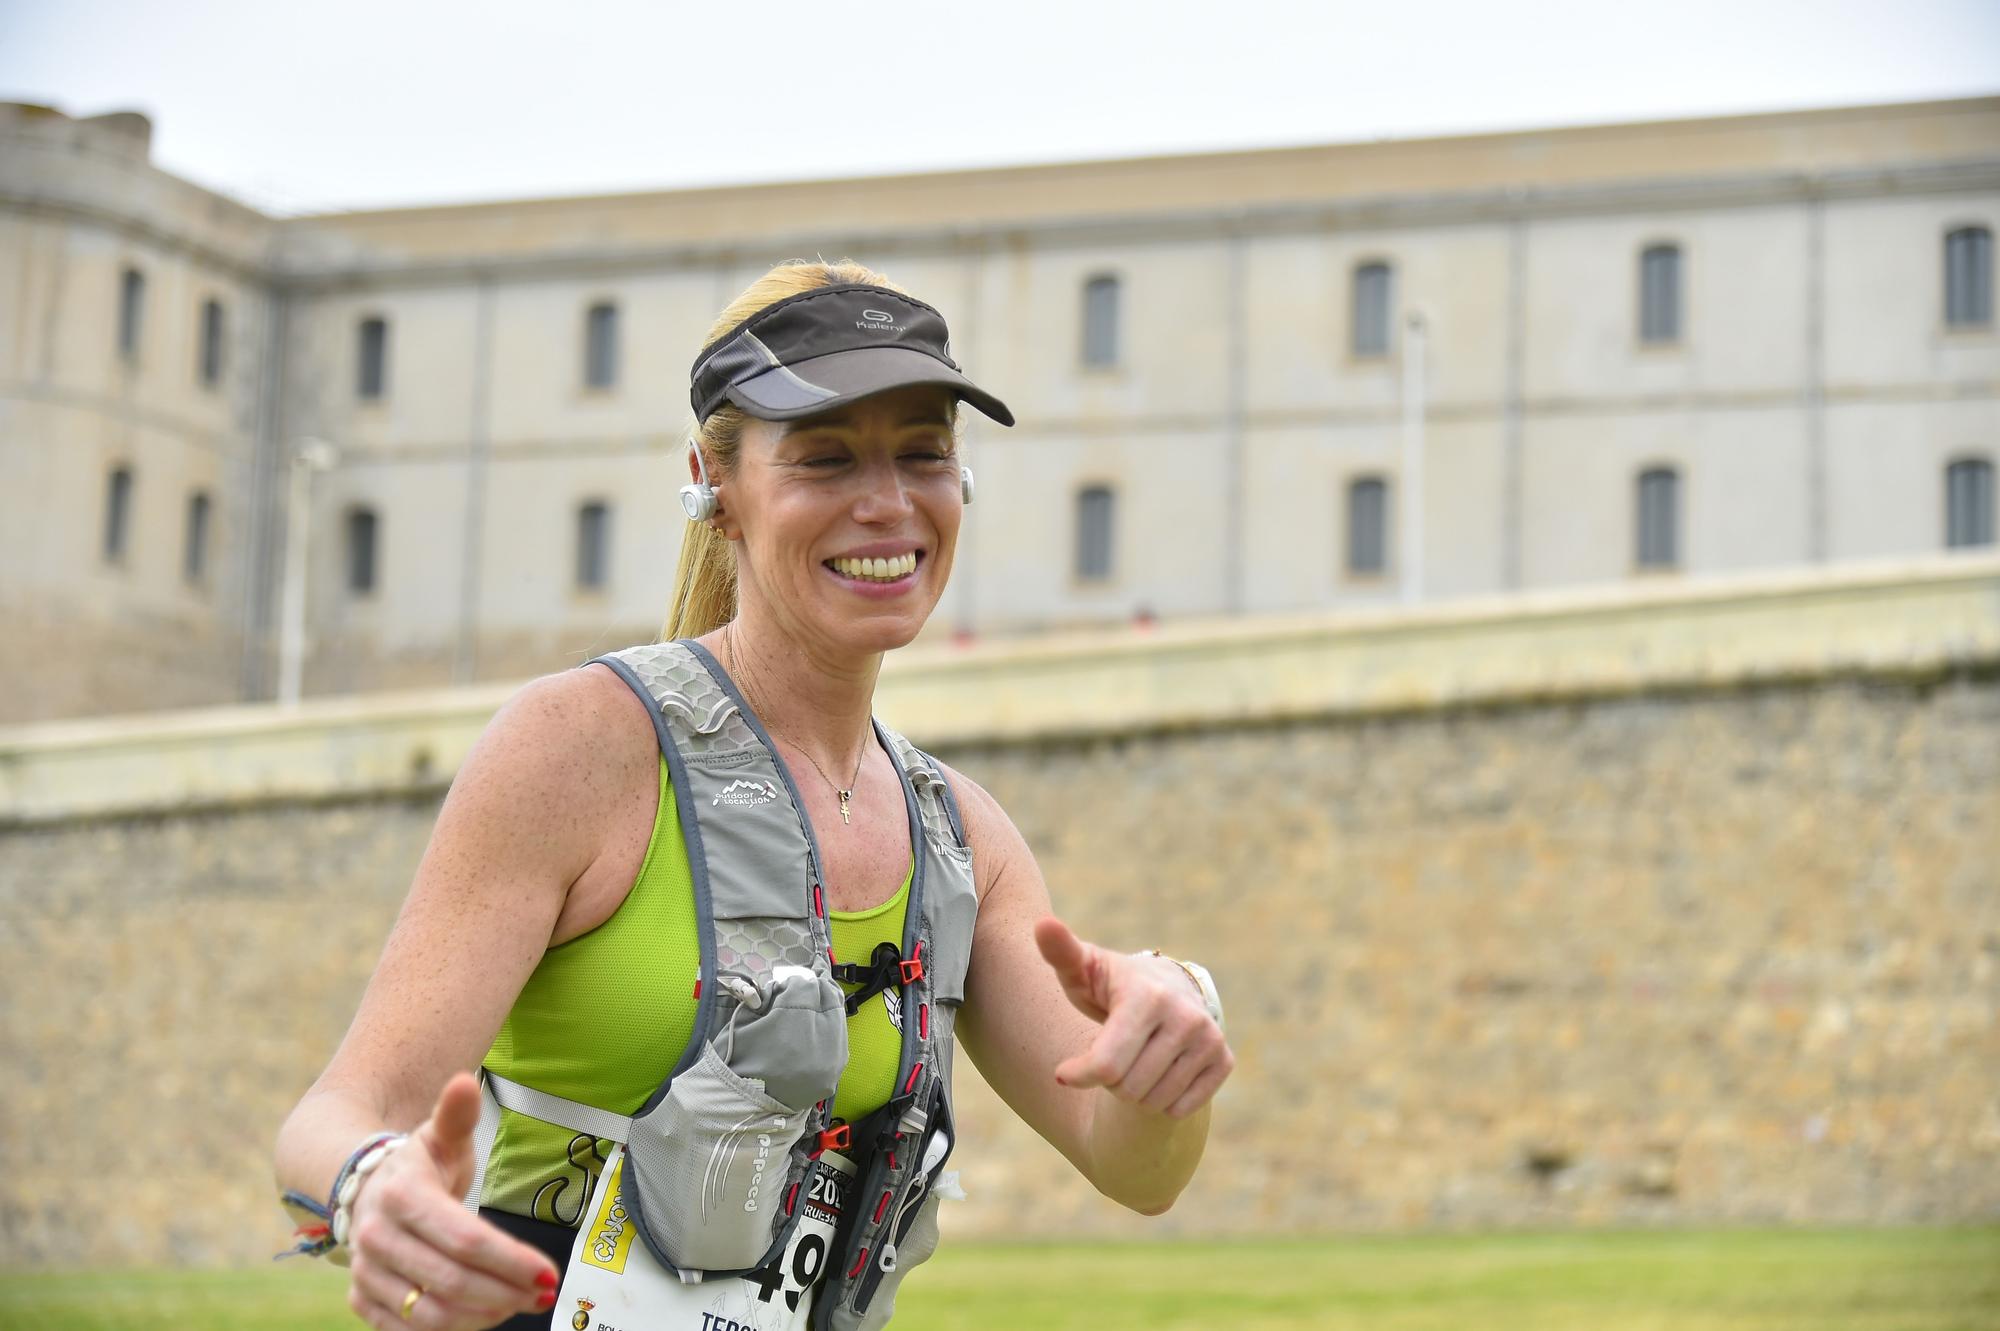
[1034,917,1234,1119]
[342,1072,560,1330]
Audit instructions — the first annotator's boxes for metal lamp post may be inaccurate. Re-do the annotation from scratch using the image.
[277,436,337,706]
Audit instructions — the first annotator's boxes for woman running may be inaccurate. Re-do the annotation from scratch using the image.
[273,259,1234,1331]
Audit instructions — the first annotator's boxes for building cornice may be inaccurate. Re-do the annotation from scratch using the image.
[266,157,2000,293]
[7,96,1996,293]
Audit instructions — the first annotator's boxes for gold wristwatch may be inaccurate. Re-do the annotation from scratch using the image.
[1136,949,1225,1033]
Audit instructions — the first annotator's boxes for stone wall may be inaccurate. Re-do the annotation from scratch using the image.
[2,557,1996,1267]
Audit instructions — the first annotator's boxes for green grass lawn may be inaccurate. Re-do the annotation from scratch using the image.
[3,1228,1995,1331]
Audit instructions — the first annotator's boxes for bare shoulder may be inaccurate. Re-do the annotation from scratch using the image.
[463,662,653,795]
[929,759,1035,903]
[435,663,656,879]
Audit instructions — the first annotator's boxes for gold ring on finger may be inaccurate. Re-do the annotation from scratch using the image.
[400,1285,425,1320]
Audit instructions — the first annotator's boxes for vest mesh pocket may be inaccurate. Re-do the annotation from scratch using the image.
[625,1042,811,1272]
[625,964,846,1273]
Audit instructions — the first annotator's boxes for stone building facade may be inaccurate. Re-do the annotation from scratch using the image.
[1,97,1997,723]
[1,556,1995,1266]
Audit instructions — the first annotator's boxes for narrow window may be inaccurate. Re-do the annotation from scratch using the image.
[1946,457,1995,548]
[199,299,225,388]
[1351,261,1394,359]
[1636,466,1680,568]
[1081,275,1120,368]
[103,466,133,563]
[1075,485,1115,581]
[184,491,211,584]
[1346,476,1390,575]
[357,317,389,400]
[117,267,145,362]
[346,506,379,594]
[1639,244,1682,344]
[584,302,620,389]
[1945,226,1993,328]
[576,500,611,589]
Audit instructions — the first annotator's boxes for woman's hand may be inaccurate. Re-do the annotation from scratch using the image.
[1033,917,1234,1119]
[345,1073,559,1330]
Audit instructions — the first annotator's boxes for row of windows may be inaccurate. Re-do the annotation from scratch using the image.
[352,303,616,401]
[94,455,2000,596]
[340,226,1996,400]
[95,476,604,598]
[336,500,615,595]
[1071,457,1998,583]
[99,465,213,583]
[115,268,229,387]
[1096,227,1988,368]
[102,225,2000,400]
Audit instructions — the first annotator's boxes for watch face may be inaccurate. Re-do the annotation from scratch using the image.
[1180,960,1223,1029]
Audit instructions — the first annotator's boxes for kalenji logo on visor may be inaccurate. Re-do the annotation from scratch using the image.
[856,308,898,333]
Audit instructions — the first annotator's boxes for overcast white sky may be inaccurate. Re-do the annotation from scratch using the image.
[2,0,1996,215]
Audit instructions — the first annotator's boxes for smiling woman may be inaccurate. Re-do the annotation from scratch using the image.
[272,259,1234,1331]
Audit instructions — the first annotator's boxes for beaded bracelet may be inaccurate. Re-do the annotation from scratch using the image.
[276,1131,408,1262]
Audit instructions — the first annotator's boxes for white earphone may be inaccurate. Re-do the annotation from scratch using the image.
[679,448,976,522]
[680,445,718,522]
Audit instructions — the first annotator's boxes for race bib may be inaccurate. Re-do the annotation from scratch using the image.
[557,1143,855,1331]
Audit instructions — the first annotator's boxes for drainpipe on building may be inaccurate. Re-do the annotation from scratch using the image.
[1223,217,1248,616]
[1400,310,1428,606]
[1502,215,1526,591]
[277,436,337,706]
[242,286,292,702]
[1805,184,1828,563]
[454,276,496,685]
[956,237,984,640]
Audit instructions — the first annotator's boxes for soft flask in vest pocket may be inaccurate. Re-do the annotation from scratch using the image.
[622,962,847,1275]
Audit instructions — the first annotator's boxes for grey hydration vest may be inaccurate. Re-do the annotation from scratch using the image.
[466,639,976,1331]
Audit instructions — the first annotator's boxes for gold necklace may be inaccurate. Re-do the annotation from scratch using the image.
[725,623,867,825]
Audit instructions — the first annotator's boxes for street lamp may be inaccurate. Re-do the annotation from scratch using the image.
[1400,310,1428,606]
[277,436,338,706]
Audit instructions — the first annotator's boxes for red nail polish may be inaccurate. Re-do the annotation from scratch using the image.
[536,1270,558,1290]
[538,1291,557,1309]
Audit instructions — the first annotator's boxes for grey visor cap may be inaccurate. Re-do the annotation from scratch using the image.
[725,344,1016,427]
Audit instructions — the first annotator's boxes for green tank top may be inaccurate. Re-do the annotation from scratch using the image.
[480,755,911,1224]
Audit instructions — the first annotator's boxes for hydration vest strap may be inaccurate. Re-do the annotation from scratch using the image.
[461,1067,638,1213]
[484,1069,636,1145]
[464,1073,501,1213]
[830,941,905,1017]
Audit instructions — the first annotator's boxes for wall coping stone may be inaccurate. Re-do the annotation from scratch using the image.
[3,553,1996,825]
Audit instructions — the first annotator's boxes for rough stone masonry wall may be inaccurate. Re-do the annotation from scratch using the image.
[2,666,1994,1268]
[940,671,2000,1239]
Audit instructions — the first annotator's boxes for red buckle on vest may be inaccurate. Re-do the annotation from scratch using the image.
[817,1124,852,1152]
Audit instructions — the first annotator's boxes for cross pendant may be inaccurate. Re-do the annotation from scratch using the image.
[838,789,852,824]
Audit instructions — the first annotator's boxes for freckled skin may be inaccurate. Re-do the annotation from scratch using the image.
[713,385,963,670]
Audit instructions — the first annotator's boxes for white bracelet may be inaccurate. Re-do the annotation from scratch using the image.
[1133,949,1225,1033]
[330,1133,409,1249]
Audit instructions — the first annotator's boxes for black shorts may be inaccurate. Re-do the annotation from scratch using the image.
[479,1207,572,1331]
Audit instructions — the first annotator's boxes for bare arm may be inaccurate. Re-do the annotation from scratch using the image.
[273,665,651,1327]
[941,764,1234,1215]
